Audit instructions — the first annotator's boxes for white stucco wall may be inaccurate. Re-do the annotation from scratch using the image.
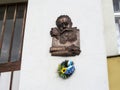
[102,0,118,56]
[19,0,109,90]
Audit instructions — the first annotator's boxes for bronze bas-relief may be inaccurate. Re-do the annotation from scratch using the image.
[50,15,81,56]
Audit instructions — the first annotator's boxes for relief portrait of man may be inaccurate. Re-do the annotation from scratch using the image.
[50,15,81,56]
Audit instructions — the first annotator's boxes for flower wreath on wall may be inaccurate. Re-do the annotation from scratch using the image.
[57,60,75,79]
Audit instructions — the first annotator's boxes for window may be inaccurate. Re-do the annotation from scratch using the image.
[0,2,27,72]
[113,0,120,54]
[113,0,120,12]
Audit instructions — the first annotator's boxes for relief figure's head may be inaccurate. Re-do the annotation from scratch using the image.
[56,15,72,31]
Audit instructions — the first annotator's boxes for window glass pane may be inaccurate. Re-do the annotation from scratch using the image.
[10,4,25,62]
[0,5,15,63]
[115,17,120,54]
[16,4,25,18]
[113,0,120,12]
[0,6,5,57]
[0,6,5,20]
[0,6,5,63]
[0,6,5,40]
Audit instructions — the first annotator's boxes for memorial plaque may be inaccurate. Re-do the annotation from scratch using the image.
[50,15,81,56]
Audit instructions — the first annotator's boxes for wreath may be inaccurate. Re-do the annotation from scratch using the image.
[57,60,75,79]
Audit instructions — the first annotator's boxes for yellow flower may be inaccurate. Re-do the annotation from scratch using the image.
[61,68,67,74]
